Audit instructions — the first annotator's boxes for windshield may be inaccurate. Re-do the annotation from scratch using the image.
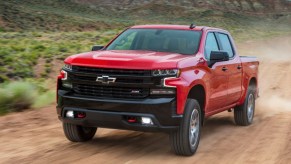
[106,29,202,55]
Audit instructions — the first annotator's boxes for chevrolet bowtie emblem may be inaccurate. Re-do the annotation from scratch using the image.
[96,75,116,84]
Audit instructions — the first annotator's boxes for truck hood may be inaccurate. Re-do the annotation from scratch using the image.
[65,50,192,69]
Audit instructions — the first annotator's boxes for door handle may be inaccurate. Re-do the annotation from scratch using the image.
[237,65,242,69]
[222,67,228,71]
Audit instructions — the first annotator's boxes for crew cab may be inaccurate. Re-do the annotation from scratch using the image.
[57,24,259,156]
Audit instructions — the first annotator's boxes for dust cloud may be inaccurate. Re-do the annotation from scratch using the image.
[238,35,291,119]
[238,35,291,61]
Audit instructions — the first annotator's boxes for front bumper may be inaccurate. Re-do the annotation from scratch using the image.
[57,90,182,132]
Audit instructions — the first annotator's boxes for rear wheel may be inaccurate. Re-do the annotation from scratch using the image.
[63,123,97,142]
[170,99,201,156]
[234,85,256,126]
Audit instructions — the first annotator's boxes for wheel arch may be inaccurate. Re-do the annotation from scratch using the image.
[187,84,206,125]
[238,76,258,105]
[249,77,257,87]
[249,77,258,98]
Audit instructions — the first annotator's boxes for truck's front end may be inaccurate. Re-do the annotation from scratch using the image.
[57,25,202,133]
[57,64,182,132]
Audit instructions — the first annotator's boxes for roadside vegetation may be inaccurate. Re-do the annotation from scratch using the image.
[0,80,55,115]
[0,31,119,114]
[0,31,119,82]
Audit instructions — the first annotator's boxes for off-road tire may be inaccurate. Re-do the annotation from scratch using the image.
[170,99,201,156]
[234,85,256,126]
[63,123,97,142]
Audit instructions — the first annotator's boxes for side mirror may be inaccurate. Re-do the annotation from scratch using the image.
[208,51,229,67]
[92,45,104,51]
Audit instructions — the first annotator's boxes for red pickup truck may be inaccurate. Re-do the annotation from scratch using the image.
[57,24,259,156]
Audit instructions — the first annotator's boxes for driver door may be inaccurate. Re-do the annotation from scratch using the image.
[204,32,229,112]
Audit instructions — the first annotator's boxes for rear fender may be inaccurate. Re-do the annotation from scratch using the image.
[238,75,258,105]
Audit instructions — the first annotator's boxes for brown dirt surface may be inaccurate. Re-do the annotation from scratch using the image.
[1,36,291,164]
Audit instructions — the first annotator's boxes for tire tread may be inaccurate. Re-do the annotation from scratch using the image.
[63,123,97,142]
[234,85,256,126]
[170,99,201,156]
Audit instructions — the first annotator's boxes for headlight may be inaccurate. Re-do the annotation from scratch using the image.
[152,69,179,77]
[63,64,72,71]
[59,70,67,80]
[59,70,72,89]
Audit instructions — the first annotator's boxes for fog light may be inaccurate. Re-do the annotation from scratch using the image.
[66,110,74,118]
[76,112,86,118]
[141,117,153,125]
[127,116,137,123]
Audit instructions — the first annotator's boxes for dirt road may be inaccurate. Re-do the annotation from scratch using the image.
[1,36,291,164]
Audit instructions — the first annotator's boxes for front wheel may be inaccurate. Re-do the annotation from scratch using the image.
[170,99,201,156]
[63,123,97,142]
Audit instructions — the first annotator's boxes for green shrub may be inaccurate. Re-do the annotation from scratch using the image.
[45,58,53,63]
[45,67,51,74]
[33,45,46,51]
[0,75,9,83]
[0,27,5,32]
[40,72,48,78]
[11,45,26,52]
[58,46,68,52]
[32,32,42,37]
[0,81,37,113]
[0,49,10,57]
[0,80,56,114]
[33,90,55,108]
[0,89,11,114]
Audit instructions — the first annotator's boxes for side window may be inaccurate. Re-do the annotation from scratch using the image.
[217,33,234,57]
[205,32,219,60]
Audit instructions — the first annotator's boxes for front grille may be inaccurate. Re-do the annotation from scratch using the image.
[74,84,149,99]
[69,66,156,99]
[73,66,151,76]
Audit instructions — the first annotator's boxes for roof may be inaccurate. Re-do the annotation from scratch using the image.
[130,24,224,31]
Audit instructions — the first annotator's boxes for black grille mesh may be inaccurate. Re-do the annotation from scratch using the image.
[74,84,149,99]
[70,66,152,99]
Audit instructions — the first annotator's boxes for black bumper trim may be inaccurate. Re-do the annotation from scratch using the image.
[59,107,180,132]
[57,90,182,132]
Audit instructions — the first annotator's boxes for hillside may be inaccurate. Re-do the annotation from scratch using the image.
[0,0,291,31]
[75,0,291,13]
